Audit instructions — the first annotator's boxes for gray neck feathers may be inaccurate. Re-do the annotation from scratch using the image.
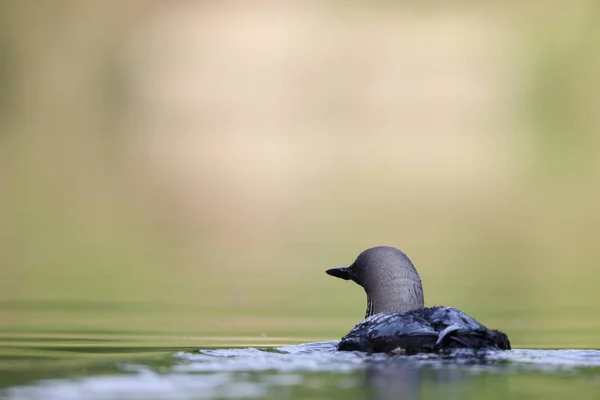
[364,266,424,317]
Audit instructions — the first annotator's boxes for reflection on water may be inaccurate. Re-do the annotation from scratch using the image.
[2,342,600,400]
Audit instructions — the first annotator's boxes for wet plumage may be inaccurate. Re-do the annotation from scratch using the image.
[338,306,510,354]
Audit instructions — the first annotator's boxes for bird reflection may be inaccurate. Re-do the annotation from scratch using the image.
[363,356,486,400]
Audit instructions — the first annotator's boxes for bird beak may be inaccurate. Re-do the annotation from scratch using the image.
[326,266,352,280]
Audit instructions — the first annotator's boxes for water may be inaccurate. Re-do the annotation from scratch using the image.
[2,340,600,400]
[3,266,600,399]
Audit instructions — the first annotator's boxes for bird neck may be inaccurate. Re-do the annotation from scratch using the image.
[364,277,424,317]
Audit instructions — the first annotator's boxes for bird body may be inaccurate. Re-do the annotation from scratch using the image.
[326,246,511,354]
[338,306,510,354]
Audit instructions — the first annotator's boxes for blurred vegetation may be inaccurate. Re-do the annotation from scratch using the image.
[1,1,600,353]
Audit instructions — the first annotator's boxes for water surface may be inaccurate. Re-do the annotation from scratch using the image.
[2,288,599,400]
[2,339,600,400]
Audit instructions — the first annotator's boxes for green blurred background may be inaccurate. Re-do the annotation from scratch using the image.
[1,1,600,352]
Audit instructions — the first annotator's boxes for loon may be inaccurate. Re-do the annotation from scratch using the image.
[326,246,511,354]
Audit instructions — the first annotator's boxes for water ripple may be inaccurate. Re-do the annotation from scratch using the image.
[2,343,600,400]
